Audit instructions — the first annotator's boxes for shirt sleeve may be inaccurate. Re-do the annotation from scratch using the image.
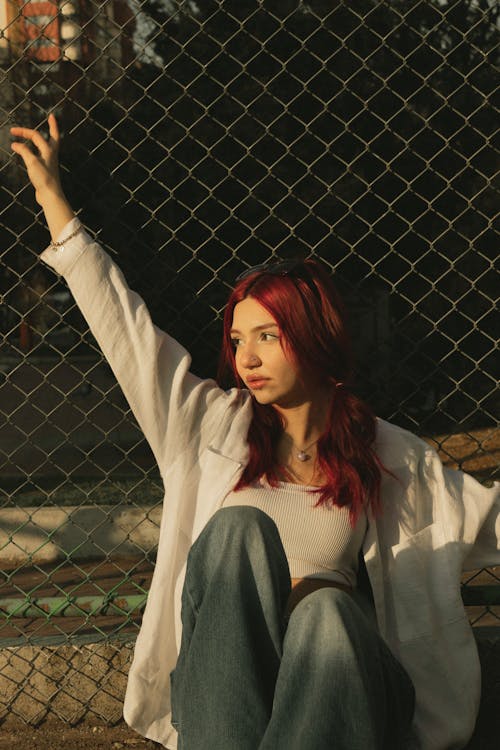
[461,477,500,571]
[375,420,500,571]
[418,443,500,571]
[40,219,232,471]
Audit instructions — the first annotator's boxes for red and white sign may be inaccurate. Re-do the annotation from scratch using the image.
[20,0,60,62]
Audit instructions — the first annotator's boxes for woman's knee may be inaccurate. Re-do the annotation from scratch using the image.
[286,587,370,651]
[188,505,286,577]
[198,506,280,549]
[290,586,356,619]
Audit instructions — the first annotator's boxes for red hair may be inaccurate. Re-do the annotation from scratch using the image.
[218,260,383,525]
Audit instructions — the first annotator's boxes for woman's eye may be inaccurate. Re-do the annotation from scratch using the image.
[230,338,241,348]
[261,332,278,341]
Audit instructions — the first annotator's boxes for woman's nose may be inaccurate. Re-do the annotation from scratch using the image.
[240,348,261,368]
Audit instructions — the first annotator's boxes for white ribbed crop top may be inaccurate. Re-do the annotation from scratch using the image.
[223,478,367,587]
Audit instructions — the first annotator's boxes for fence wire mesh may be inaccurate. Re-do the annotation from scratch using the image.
[0,0,498,725]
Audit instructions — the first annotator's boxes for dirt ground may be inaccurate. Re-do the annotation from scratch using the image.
[0,717,499,750]
[0,721,161,750]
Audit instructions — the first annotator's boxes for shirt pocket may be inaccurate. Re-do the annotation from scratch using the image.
[389,523,465,642]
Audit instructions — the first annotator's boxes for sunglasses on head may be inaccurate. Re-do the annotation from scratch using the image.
[235,259,303,282]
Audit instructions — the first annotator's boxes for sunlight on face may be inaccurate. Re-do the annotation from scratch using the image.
[231,297,310,408]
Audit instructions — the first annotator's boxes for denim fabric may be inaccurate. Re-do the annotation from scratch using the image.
[170,506,415,750]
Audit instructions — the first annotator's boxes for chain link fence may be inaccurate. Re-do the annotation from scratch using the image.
[0,0,498,727]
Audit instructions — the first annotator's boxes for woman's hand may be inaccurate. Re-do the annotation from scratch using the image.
[11,113,63,205]
[11,114,75,241]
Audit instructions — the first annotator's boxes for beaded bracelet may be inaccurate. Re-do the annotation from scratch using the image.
[50,224,82,251]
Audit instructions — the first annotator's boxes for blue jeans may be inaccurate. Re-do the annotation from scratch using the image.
[170,506,415,749]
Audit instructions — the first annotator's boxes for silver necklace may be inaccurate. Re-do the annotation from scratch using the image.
[294,439,318,462]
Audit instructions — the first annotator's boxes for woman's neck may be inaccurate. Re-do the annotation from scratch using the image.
[274,389,332,450]
[272,390,332,488]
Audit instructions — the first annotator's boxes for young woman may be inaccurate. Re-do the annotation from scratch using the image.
[11,116,500,750]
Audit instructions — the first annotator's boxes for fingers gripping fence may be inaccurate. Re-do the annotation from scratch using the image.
[0,0,498,728]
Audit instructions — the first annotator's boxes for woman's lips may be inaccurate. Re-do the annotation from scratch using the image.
[247,378,269,390]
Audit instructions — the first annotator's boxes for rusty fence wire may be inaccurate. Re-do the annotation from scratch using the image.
[0,0,498,725]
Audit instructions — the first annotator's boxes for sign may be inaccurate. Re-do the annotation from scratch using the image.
[20,0,60,62]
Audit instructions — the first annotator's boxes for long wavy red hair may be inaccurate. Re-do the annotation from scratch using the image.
[218,260,383,524]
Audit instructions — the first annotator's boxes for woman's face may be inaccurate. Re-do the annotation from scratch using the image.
[231,296,311,408]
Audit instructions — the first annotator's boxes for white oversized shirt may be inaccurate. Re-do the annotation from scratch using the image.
[41,218,500,750]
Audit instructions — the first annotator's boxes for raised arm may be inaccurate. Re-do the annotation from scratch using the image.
[11,116,235,469]
[11,114,75,241]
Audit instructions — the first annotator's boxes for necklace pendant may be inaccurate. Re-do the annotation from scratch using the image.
[297,450,309,462]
